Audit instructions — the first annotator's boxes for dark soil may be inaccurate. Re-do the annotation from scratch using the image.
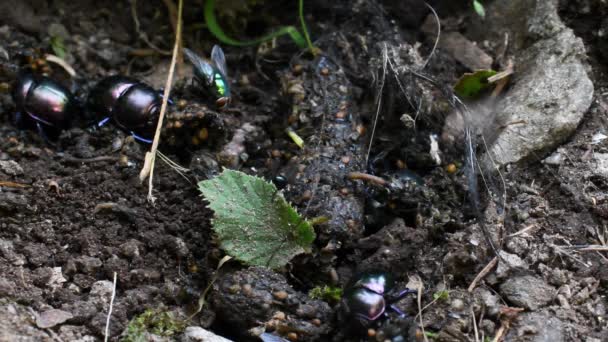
[1,0,607,341]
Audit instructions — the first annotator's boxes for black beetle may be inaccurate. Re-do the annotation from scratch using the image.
[12,72,79,140]
[342,272,416,323]
[87,75,164,143]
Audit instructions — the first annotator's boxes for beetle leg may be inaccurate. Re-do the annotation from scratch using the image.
[158,89,174,105]
[97,117,111,127]
[130,131,153,144]
[389,304,407,317]
[36,122,56,146]
[13,111,28,129]
[395,288,417,299]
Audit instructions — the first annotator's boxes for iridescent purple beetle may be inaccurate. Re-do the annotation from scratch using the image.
[87,75,164,143]
[12,72,79,140]
[342,272,416,322]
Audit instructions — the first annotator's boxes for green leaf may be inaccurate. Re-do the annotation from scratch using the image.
[432,290,449,301]
[198,169,315,268]
[453,69,497,99]
[50,36,66,59]
[204,0,308,49]
[473,0,486,18]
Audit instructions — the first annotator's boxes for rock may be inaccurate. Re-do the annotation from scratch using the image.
[0,160,23,176]
[486,28,593,166]
[211,267,331,341]
[505,310,564,342]
[500,275,556,310]
[433,31,493,71]
[0,192,31,213]
[75,256,102,275]
[181,326,233,342]
[36,309,73,329]
[474,288,501,318]
[88,280,114,305]
[0,301,49,341]
[469,0,595,166]
[495,251,527,280]
[119,240,141,259]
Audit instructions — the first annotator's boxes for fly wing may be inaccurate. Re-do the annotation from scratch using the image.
[183,48,215,85]
[210,45,228,78]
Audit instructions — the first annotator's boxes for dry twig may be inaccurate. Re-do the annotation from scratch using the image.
[139,0,184,202]
[104,272,117,342]
[467,256,498,292]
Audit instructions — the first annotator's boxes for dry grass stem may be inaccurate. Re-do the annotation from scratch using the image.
[104,272,117,342]
[139,0,184,203]
[467,256,498,292]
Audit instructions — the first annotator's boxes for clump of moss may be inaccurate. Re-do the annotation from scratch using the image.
[123,309,186,342]
[309,285,343,304]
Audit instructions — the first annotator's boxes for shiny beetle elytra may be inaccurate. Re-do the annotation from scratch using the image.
[342,272,416,322]
[87,75,164,143]
[183,45,231,108]
[12,72,79,140]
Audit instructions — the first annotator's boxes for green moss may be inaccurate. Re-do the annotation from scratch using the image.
[122,309,186,342]
[309,285,343,303]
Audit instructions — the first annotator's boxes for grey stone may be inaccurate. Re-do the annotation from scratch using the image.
[0,192,31,213]
[88,280,113,304]
[36,309,73,329]
[0,160,23,176]
[474,288,501,318]
[500,275,556,310]
[505,310,564,342]
[465,0,596,166]
[495,251,527,280]
[0,302,49,341]
[75,256,102,275]
[181,326,234,342]
[119,239,141,259]
[485,27,593,166]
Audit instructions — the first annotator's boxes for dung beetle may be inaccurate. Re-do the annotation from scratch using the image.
[183,45,231,108]
[342,272,416,323]
[12,72,79,140]
[87,75,164,143]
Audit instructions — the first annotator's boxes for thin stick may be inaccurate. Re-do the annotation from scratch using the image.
[471,307,480,342]
[417,286,429,342]
[467,256,498,292]
[507,224,536,238]
[576,245,608,252]
[347,171,387,186]
[421,2,440,70]
[365,42,387,167]
[139,0,183,202]
[104,272,117,342]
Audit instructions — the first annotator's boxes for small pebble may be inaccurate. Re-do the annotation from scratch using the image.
[273,311,286,320]
[356,124,366,136]
[273,290,288,300]
[335,111,346,119]
[367,328,376,337]
[198,127,209,141]
[228,284,240,294]
[311,318,321,326]
[340,188,349,195]
[287,332,298,341]
[320,68,329,76]
[446,163,457,174]
[177,99,188,110]
[301,190,312,201]
[292,64,303,75]
[271,149,282,158]
[341,156,350,164]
